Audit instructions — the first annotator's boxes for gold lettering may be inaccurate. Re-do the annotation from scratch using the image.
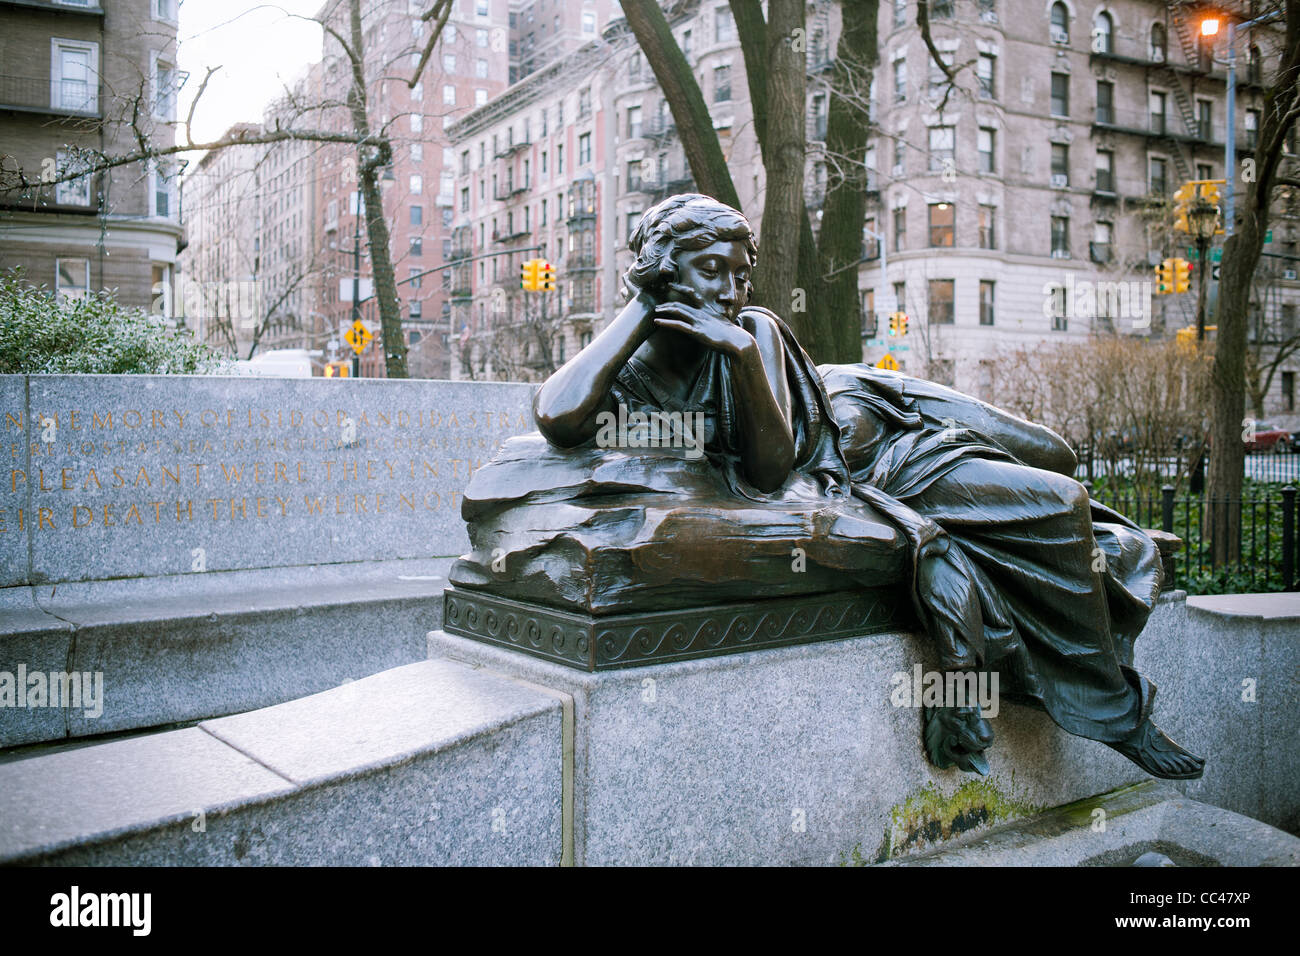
[124,503,143,525]
[82,469,102,491]
[72,506,92,528]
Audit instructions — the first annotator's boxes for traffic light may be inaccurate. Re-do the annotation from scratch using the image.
[1172,182,1198,233]
[539,261,556,291]
[1176,326,1197,347]
[888,311,908,336]
[324,361,350,378]
[1174,258,1191,293]
[521,258,540,291]
[1155,258,1175,294]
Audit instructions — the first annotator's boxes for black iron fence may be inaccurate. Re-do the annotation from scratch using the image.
[1090,483,1300,594]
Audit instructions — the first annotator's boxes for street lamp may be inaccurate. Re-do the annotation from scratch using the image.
[1188,195,1220,341]
[1201,9,1283,237]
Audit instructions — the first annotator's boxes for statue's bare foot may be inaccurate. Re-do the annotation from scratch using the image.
[923,705,995,775]
[1106,719,1205,780]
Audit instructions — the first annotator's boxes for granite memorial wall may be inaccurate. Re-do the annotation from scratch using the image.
[0,375,537,586]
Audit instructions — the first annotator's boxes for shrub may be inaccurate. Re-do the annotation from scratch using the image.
[0,269,227,375]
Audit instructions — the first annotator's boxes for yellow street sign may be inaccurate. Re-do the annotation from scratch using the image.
[344,320,374,354]
[875,353,900,371]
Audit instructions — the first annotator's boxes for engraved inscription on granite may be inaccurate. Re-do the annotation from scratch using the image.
[1,376,535,584]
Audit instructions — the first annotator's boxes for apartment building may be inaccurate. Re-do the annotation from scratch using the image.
[508,0,616,84]
[867,0,1297,401]
[0,0,184,312]
[312,0,511,379]
[179,123,264,355]
[446,0,1299,413]
[447,0,766,380]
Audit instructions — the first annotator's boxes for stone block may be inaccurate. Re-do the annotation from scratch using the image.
[1,660,563,865]
[0,587,76,747]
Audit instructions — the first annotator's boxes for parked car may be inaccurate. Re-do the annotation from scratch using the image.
[1244,422,1295,454]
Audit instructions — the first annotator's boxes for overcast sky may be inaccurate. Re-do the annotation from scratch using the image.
[178,1,325,144]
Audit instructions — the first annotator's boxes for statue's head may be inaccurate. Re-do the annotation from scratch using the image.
[624,193,758,308]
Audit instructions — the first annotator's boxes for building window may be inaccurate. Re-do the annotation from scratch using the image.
[928,203,954,246]
[1091,221,1114,265]
[152,56,177,121]
[152,0,178,21]
[55,258,89,301]
[928,126,954,171]
[475,89,488,106]
[893,207,907,251]
[443,84,456,105]
[1151,23,1167,62]
[1050,73,1069,117]
[54,149,90,205]
[1093,12,1114,54]
[411,113,423,133]
[476,58,488,79]
[932,0,954,17]
[978,127,996,173]
[579,87,591,117]
[928,279,955,324]
[893,280,907,316]
[1050,215,1070,258]
[627,159,643,191]
[409,266,423,289]
[715,6,734,42]
[1096,150,1115,192]
[1285,371,1296,412]
[475,0,488,17]
[411,236,423,256]
[557,144,564,173]
[627,104,642,138]
[1096,80,1114,123]
[1051,143,1069,186]
[1248,45,1262,84]
[1149,156,1168,195]
[579,132,591,165]
[893,137,905,174]
[627,208,642,241]
[928,50,954,98]
[979,280,995,326]
[893,0,907,28]
[713,64,732,103]
[893,58,907,103]
[444,53,457,73]
[411,205,423,226]
[460,187,469,212]
[410,174,423,194]
[50,38,98,113]
[1050,2,1069,43]
[977,53,996,99]
[978,204,996,249]
[1150,91,1168,134]
[582,12,596,34]
[1246,109,1260,149]
[861,288,876,336]
[1197,99,1213,140]
[151,161,176,218]
[683,28,693,56]
[1196,162,1214,180]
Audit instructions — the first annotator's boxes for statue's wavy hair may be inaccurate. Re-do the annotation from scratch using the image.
[622,193,758,304]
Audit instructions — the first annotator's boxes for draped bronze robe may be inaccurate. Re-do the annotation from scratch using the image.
[608,306,1161,744]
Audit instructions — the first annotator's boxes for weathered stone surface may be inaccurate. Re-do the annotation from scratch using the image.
[1,374,534,585]
[0,587,76,747]
[1,660,563,865]
[450,434,907,613]
[1134,592,1300,834]
[886,781,1300,867]
[430,625,1151,866]
[0,376,27,587]
[0,557,454,746]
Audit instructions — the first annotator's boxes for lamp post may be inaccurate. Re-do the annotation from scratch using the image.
[1201,10,1283,238]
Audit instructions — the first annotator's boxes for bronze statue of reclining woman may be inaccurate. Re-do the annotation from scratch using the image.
[531,193,1204,781]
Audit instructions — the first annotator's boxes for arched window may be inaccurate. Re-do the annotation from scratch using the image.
[1150,22,1167,62]
[1093,12,1114,54]
[1050,2,1069,43]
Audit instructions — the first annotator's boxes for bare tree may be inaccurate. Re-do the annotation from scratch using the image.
[1209,0,1300,564]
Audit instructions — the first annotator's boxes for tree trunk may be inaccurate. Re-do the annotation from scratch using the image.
[1207,0,1300,564]
[749,0,804,318]
[348,0,408,378]
[619,0,740,209]
[816,0,878,364]
[730,0,826,349]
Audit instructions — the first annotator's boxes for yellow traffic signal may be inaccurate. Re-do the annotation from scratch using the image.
[539,261,556,291]
[1200,182,1221,206]
[888,311,908,336]
[1176,326,1196,346]
[1174,258,1191,293]
[324,361,350,378]
[521,259,540,291]
[1155,258,1174,294]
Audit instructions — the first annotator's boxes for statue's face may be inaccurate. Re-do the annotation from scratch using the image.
[670,240,751,322]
